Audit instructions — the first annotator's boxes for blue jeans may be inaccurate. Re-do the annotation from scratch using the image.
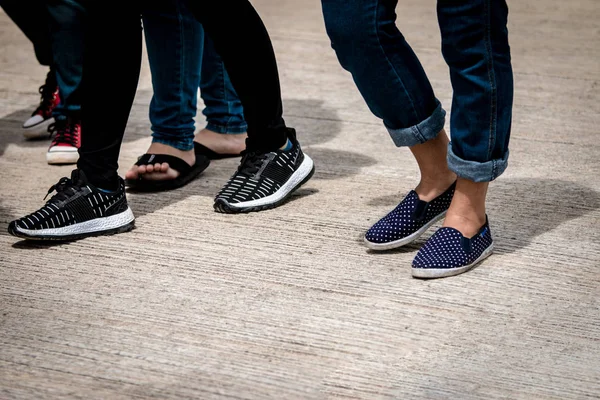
[322,0,513,182]
[47,0,86,119]
[142,0,246,152]
[1,0,85,118]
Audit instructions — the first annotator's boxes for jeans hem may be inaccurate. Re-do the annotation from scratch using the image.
[151,136,194,152]
[386,101,446,147]
[447,143,509,182]
[205,122,247,135]
[53,108,81,119]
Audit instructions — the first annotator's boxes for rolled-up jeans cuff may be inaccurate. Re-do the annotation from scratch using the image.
[151,135,194,152]
[205,122,247,134]
[386,101,446,147]
[447,144,509,182]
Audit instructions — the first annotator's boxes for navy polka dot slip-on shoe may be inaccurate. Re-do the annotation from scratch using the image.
[412,217,494,279]
[364,182,455,250]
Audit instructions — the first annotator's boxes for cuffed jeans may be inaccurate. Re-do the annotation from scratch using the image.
[322,0,513,182]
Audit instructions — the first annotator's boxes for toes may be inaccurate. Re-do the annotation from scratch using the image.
[125,167,138,180]
[141,168,179,181]
[130,162,177,181]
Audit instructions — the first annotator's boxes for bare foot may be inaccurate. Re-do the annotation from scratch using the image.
[443,178,489,238]
[125,142,195,181]
[410,129,457,201]
[194,128,246,155]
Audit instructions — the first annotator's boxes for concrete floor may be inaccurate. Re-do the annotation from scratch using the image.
[1,1,599,399]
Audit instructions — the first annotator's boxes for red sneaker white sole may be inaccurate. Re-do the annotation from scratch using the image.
[47,146,79,165]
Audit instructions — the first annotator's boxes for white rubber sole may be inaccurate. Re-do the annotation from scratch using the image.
[217,155,314,212]
[364,211,447,251]
[23,118,53,140]
[12,207,135,240]
[412,243,494,279]
[47,148,79,165]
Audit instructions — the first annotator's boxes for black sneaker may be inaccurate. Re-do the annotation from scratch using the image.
[214,128,315,213]
[8,170,135,241]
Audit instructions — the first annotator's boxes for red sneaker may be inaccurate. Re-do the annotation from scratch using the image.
[23,72,61,139]
[46,118,80,165]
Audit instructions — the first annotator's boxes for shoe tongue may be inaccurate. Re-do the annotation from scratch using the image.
[71,169,88,185]
[239,151,267,175]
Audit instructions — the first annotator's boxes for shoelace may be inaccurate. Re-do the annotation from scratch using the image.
[34,84,57,115]
[48,120,79,147]
[238,151,269,176]
[43,176,78,202]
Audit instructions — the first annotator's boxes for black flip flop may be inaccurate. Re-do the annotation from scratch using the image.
[194,141,241,160]
[125,153,210,192]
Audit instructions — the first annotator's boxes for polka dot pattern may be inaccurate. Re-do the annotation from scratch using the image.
[365,183,455,245]
[412,220,493,270]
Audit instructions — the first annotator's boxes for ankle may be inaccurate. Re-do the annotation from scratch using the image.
[443,178,489,237]
[443,212,487,239]
[444,209,486,229]
[415,172,457,202]
[149,141,194,153]
[197,128,246,139]
[194,130,247,154]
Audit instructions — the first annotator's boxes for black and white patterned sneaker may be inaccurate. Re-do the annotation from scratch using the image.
[412,217,494,279]
[8,170,135,241]
[364,182,455,250]
[214,129,315,213]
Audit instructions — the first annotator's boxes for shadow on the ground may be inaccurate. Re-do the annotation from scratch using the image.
[125,97,375,218]
[283,99,378,180]
[488,178,600,254]
[1,97,375,228]
[1,95,376,173]
[0,103,152,158]
[10,238,77,249]
[7,185,319,248]
[364,178,600,255]
[0,108,47,156]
